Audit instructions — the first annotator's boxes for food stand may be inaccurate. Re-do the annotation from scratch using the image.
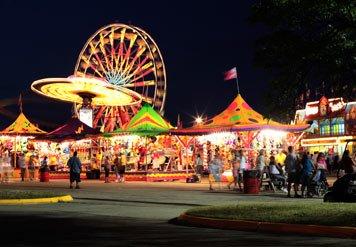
[294,96,356,154]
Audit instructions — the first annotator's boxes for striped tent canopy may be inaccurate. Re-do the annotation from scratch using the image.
[115,103,173,136]
[0,113,46,135]
[171,94,309,135]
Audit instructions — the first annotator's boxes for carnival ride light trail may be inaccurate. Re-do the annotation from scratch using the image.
[31,76,142,107]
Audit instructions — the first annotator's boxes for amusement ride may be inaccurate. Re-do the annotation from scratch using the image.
[31,23,167,132]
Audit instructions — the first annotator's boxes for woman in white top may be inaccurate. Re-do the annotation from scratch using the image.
[256,149,266,176]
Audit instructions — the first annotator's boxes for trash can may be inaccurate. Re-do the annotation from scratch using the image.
[39,171,49,182]
[86,169,100,179]
[243,170,260,194]
[86,171,93,179]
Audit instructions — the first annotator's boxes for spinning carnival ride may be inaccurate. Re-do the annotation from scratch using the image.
[74,24,167,132]
[31,23,167,133]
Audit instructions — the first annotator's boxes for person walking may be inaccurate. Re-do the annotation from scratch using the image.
[67,151,82,189]
[18,153,26,182]
[285,146,301,198]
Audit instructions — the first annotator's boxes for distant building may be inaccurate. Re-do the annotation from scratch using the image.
[294,96,356,154]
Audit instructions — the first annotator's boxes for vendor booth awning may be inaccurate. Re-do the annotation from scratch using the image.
[38,117,100,141]
[114,103,173,136]
[171,94,309,135]
[0,112,47,135]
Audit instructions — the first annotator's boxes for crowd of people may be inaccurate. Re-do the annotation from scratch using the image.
[0,149,50,183]
[199,146,356,196]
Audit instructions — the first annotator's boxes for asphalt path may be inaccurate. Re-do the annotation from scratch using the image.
[0,180,355,246]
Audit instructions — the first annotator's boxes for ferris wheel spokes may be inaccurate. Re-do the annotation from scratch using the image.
[75,23,166,132]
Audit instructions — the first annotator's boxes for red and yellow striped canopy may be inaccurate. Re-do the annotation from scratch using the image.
[171,94,309,135]
[0,113,46,135]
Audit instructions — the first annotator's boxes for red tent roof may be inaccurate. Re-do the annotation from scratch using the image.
[39,117,100,141]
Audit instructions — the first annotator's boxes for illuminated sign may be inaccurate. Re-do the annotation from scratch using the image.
[305,105,319,116]
[330,101,344,112]
[301,136,354,146]
[79,108,93,128]
[304,97,346,118]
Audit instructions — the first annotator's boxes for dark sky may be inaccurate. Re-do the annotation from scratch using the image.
[0,0,268,129]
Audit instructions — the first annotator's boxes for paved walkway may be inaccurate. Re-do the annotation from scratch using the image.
[0,180,355,246]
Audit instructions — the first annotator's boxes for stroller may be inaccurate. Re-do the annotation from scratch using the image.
[324,138,356,202]
[324,173,356,202]
[307,169,329,197]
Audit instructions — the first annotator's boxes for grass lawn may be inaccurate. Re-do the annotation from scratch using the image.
[0,190,65,200]
[186,201,356,227]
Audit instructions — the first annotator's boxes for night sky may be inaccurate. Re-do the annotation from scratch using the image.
[0,0,268,130]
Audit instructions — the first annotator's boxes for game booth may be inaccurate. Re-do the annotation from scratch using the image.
[33,117,101,180]
[102,103,195,182]
[0,112,47,181]
[170,93,310,183]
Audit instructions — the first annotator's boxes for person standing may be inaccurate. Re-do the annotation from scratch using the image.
[285,146,301,198]
[28,155,36,181]
[227,150,240,190]
[340,150,356,175]
[18,153,26,182]
[113,154,120,183]
[238,150,247,191]
[118,156,125,183]
[300,153,314,197]
[256,149,266,177]
[40,156,49,172]
[194,154,204,182]
[104,156,111,183]
[208,154,223,191]
[67,151,82,189]
[315,153,328,184]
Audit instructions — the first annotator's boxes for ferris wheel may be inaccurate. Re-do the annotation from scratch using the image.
[74,23,167,132]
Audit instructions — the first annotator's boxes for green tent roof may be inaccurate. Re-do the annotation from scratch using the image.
[115,104,173,136]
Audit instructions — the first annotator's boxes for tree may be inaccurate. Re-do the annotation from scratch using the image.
[250,0,356,121]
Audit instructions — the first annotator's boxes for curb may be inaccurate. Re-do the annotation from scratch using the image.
[178,213,356,239]
[0,195,73,205]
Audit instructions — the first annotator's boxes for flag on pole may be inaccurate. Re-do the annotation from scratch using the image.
[177,114,183,129]
[18,94,23,113]
[224,67,238,81]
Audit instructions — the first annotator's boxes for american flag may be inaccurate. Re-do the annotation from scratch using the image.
[224,67,238,81]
